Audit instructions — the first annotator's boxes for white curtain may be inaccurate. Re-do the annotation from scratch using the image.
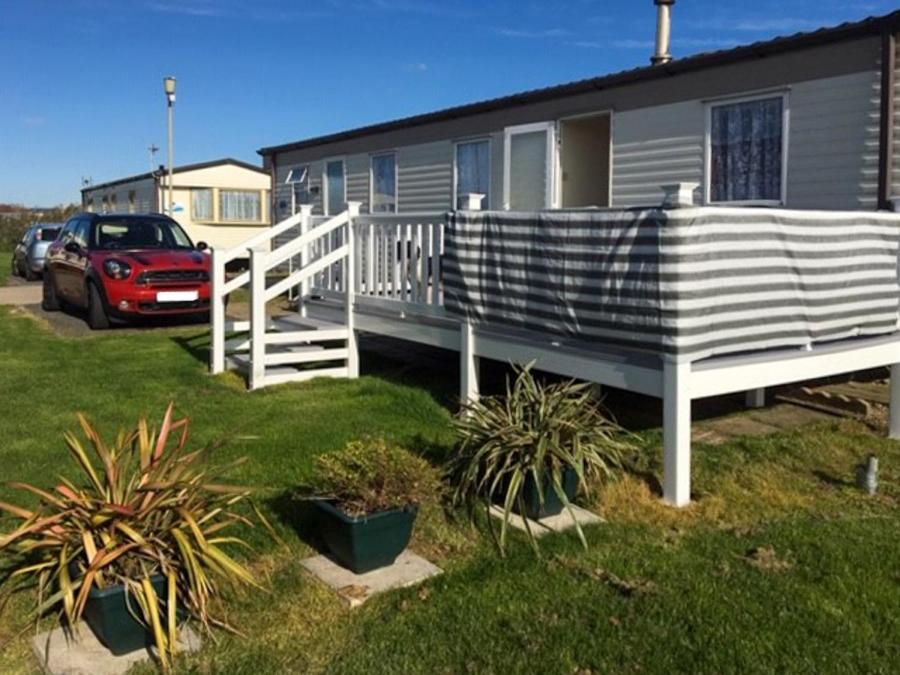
[456,140,490,209]
[710,97,783,202]
[220,190,261,221]
[192,189,213,220]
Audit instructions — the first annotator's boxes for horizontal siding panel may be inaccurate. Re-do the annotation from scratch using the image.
[397,141,452,212]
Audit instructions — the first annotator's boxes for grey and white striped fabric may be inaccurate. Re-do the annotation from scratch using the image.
[443,208,900,361]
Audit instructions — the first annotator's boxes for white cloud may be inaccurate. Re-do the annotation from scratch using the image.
[402,62,428,73]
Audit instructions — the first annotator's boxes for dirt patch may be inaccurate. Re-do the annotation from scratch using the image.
[743,546,793,572]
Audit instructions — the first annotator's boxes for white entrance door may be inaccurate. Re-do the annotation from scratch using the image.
[503,122,556,210]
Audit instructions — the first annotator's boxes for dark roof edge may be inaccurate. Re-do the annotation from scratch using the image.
[258,9,900,157]
[81,158,267,193]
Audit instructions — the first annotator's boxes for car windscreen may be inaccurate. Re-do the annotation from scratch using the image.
[37,228,60,241]
[93,218,194,250]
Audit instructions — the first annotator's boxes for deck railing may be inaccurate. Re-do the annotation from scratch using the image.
[210,194,483,384]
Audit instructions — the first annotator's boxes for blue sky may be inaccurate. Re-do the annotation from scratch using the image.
[1,0,895,205]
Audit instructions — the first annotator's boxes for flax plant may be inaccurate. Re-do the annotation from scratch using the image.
[448,365,632,554]
[0,404,265,671]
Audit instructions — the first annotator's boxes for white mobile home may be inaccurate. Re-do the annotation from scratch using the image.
[208,7,900,510]
[259,9,900,216]
[80,158,271,251]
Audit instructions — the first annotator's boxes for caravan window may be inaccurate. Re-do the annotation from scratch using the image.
[708,94,787,204]
[455,139,490,209]
[371,153,397,213]
[192,188,213,220]
[220,190,262,222]
[286,166,310,211]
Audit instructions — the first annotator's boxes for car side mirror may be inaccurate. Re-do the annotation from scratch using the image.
[196,241,209,251]
[64,241,80,254]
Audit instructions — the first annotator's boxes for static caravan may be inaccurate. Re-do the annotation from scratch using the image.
[80,158,271,252]
[259,9,900,217]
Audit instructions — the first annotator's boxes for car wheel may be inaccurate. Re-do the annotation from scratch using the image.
[87,282,111,330]
[24,264,37,282]
[41,271,60,311]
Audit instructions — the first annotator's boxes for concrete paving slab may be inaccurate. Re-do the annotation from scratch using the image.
[300,550,442,608]
[32,622,200,675]
[488,504,603,535]
[0,281,41,305]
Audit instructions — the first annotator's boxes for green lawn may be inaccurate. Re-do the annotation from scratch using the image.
[1,251,12,286]
[0,304,898,674]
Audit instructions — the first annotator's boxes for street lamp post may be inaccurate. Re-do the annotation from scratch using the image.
[163,76,177,215]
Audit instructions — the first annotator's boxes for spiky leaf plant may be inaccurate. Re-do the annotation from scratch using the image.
[448,364,632,555]
[0,404,265,671]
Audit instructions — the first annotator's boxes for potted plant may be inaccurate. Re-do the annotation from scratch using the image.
[308,437,441,574]
[0,404,267,671]
[448,364,632,554]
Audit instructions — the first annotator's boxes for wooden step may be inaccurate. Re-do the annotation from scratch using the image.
[264,347,348,367]
[272,314,345,332]
[259,366,349,388]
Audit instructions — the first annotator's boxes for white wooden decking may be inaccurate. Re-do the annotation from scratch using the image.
[209,201,900,508]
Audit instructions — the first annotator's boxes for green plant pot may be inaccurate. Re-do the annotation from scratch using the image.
[313,499,417,574]
[82,575,167,656]
[500,467,579,520]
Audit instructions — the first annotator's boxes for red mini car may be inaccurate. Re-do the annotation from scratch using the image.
[42,213,211,329]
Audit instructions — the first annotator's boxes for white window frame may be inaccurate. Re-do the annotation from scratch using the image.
[453,137,492,210]
[703,90,790,207]
[322,157,347,215]
[369,152,398,214]
[502,122,557,210]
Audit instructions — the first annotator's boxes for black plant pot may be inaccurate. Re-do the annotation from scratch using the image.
[500,467,579,521]
[313,499,417,574]
[82,574,168,656]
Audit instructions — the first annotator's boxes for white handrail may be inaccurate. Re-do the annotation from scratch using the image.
[267,211,349,270]
[264,244,349,301]
[220,204,313,265]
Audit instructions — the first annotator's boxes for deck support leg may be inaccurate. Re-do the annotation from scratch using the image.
[663,358,691,507]
[210,248,226,375]
[460,321,480,407]
[745,388,765,409]
[890,364,900,439]
[248,245,267,391]
[345,203,361,379]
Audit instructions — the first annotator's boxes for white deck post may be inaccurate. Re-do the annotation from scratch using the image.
[890,363,900,439]
[248,245,267,391]
[460,320,480,406]
[345,202,362,379]
[210,247,226,374]
[663,358,692,507]
[745,388,766,408]
[461,193,485,210]
[297,204,312,317]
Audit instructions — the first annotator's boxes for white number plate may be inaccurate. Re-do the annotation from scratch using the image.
[156,291,199,302]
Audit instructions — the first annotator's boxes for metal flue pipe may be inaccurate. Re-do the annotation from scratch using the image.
[651,0,676,65]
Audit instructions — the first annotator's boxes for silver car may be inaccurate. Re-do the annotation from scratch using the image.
[11,223,63,280]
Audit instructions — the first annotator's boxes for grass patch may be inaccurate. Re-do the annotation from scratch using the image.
[1,251,12,286]
[0,305,897,673]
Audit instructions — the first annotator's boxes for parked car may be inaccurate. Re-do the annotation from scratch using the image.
[11,223,62,280]
[42,213,211,329]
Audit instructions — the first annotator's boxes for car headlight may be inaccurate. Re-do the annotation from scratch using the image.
[103,259,132,280]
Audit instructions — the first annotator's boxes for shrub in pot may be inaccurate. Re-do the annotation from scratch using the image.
[448,364,632,554]
[0,404,267,670]
[308,437,441,574]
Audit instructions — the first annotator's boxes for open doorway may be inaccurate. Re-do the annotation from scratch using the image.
[559,113,611,208]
